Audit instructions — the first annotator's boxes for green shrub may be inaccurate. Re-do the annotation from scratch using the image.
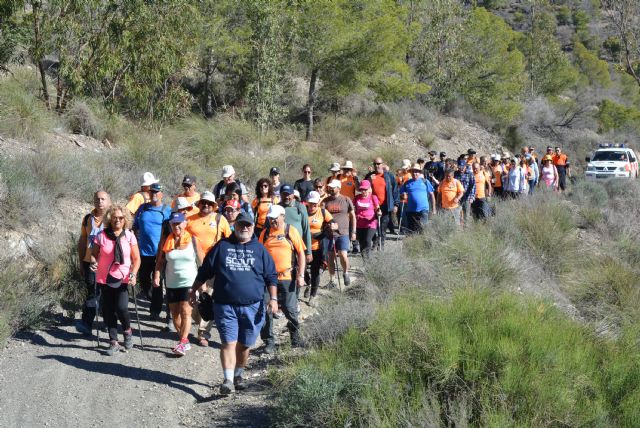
[0,69,59,142]
[274,289,640,426]
[596,99,640,133]
[65,99,105,139]
[556,5,572,25]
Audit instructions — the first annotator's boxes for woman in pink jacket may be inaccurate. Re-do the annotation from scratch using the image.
[353,180,381,260]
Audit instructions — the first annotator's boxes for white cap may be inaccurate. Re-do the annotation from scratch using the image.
[401,159,411,170]
[329,162,341,172]
[221,165,235,178]
[294,190,301,200]
[327,179,341,188]
[266,204,286,218]
[342,160,354,169]
[175,197,193,211]
[491,154,500,161]
[306,191,321,204]
[141,172,158,187]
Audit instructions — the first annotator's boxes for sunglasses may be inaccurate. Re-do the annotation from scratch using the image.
[261,184,270,188]
[182,183,193,188]
[200,201,216,206]
[303,170,312,174]
[113,216,125,221]
[373,162,382,166]
[315,186,324,189]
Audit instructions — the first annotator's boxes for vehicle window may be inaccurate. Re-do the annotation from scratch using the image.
[592,151,628,161]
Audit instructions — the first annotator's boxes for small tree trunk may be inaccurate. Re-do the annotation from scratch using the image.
[305,68,318,141]
[204,47,215,118]
[32,2,50,109]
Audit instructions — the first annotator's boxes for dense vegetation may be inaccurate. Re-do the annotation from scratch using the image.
[274,184,640,426]
[2,0,640,140]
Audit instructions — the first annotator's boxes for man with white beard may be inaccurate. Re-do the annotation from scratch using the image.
[189,212,278,395]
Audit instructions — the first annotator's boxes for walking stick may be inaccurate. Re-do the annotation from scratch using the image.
[94,278,101,348]
[333,239,342,292]
[130,286,144,350]
[398,202,405,237]
[377,214,382,251]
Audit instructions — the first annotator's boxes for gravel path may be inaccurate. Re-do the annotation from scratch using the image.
[0,241,380,427]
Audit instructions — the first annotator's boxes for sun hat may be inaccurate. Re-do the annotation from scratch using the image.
[329,162,341,172]
[175,197,193,211]
[327,179,341,188]
[341,160,354,170]
[306,191,321,204]
[141,172,159,187]
[401,159,412,170]
[266,204,286,218]
[221,165,235,178]
[199,191,217,204]
[411,163,422,171]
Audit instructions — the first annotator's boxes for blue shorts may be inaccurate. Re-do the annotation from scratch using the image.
[214,301,265,347]
[333,235,350,252]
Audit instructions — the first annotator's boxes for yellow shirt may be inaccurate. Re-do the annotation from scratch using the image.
[259,226,306,280]
[186,212,231,255]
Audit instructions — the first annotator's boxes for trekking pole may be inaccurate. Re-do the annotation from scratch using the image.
[130,286,144,350]
[333,239,342,292]
[398,203,405,237]
[377,214,382,251]
[94,278,101,348]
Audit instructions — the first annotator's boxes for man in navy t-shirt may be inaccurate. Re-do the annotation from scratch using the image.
[133,182,172,318]
[400,164,436,234]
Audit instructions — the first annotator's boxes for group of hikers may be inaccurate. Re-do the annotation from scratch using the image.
[75,144,570,395]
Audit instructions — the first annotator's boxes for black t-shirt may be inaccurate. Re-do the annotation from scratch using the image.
[294,179,315,202]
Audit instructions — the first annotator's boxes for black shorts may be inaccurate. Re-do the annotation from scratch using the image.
[167,288,190,304]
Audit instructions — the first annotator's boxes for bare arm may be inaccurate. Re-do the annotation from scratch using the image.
[129,244,140,286]
[153,250,166,287]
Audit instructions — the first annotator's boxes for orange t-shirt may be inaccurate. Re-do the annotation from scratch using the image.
[171,192,201,215]
[396,172,411,203]
[340,176,358,200]
[308,208,333,251]
[438,178,464,209]
[474,172,486,199]
[370,173,387,207]
[259,225,306,280]
[252,196,280,229]
[162,230,193,253]
[126,191,149,215]
[552,153,568,166]
[186,213,231,255]
[492,165,504,188]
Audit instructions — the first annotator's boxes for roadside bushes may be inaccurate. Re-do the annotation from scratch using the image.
[273,290,640,426]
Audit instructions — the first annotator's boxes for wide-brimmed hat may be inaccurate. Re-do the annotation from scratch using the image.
[329,162,341,172]
[401,159,412,170]
[341,160,354,170]
[141,172,159,187]
[411,163,422,171]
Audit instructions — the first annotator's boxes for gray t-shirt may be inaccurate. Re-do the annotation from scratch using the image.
[323,195,354,236]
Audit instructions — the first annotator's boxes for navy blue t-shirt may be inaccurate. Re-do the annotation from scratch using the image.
[196,235,278,305]
[133,204,172,257]
[400,178,434,213]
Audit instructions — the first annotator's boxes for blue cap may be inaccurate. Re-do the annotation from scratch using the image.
[280,184,294,194]
[169,212,186,223]
[150,182,163,192]
[457,160,466,168]
[236,212,254,225]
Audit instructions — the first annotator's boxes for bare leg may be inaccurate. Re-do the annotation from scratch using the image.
[221,342,237,369]
[235,343,249,369]
[179,301,192,341]
[169,303,182,337]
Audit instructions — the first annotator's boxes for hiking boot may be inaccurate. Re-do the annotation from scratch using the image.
[325,279,337,289]
[264,341,276,354]
[123,332,134,350]
[106,341,121,356]
[75,320,92,336]
[343,273,351,286]
[220,379,234,395]
[165,320,176,333]
[308,296,318,308]
[234,376,247,391]
[303,286,310,299]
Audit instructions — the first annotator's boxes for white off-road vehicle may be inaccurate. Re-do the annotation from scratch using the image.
[585,144,638,179]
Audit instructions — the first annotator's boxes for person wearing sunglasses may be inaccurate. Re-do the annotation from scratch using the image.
[313,178,328,206]
[132,182,172,321]
[171,174,200,215]
[294,164,315,202]
[252,178,280,237]
[91,205,140,355]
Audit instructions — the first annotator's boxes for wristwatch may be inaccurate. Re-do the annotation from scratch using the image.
[270,297,278,302]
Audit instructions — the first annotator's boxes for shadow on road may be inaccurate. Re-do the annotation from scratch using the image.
[38,354,210,400]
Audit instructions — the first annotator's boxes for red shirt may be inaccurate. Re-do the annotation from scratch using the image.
[370,173,387,207]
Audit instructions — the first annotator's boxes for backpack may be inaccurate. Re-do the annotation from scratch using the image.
[254,197,276,225]
[260,223,297,275]
[214,179,244,200]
